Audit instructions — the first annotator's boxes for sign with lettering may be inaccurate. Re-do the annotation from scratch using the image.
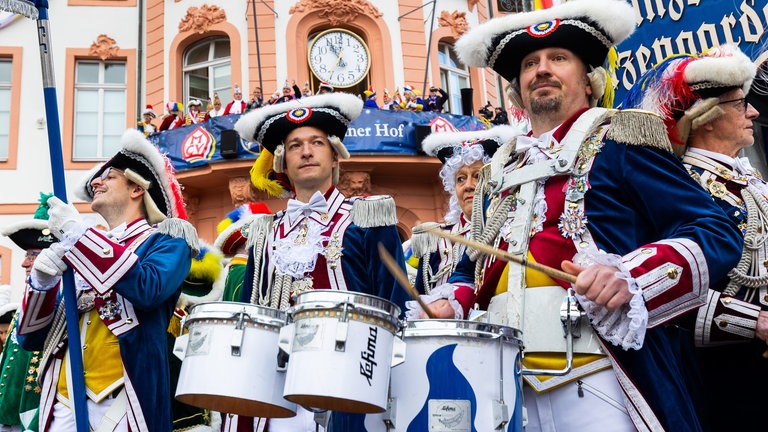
[150,109,490,171]
[615,0,768,103]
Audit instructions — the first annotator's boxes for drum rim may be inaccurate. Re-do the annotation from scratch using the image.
[185,301,287,327]
[291,290,402,326]
[402,319,523,343]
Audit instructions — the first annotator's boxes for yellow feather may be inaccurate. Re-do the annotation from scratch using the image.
[188,249,224,283]
[602,47,619,108]
[249,152,286,197]
[217,218,233,235]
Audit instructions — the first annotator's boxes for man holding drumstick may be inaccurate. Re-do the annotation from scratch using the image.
[412,1,742,430]
[231,92,409,431]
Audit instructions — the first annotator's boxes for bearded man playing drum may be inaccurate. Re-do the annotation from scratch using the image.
[411,0,742,431]
[230,92,409,432]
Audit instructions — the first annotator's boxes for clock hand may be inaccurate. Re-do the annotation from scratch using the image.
[329,48,345,76]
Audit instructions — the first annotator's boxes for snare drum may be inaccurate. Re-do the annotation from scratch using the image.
[280,290,402,414]
[366,319,524,432]
[175,301,296,418]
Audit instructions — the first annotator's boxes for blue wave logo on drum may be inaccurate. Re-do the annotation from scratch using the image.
[407,344,477,432]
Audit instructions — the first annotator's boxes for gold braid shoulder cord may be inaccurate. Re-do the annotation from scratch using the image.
[469,165,516,288]
[249,218,292,311]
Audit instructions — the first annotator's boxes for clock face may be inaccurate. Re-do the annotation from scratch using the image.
[308,30,371,88]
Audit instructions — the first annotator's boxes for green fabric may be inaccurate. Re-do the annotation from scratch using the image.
[222,263,247,302]
[0,315,40,430]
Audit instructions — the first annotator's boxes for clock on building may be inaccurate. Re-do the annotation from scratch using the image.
[308,29,371,88]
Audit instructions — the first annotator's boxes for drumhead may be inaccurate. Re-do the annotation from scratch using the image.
[403,319,522,344]
[185,301,287,328]
[291,290,401,328]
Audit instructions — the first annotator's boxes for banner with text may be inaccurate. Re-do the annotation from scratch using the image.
[614,0,768,103]
[148,109,490,171]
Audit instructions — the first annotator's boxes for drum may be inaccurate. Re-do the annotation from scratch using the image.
[175,301,296,418]
[280,290,402,414]
[366,319,524,431]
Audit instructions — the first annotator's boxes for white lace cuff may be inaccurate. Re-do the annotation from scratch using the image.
[405,283,463,320]
[573,251,648,350]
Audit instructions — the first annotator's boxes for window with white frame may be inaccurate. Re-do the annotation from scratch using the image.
[438,42,470,115]
[73,60,126,160]
[0,59,11,161]
[183,37,231,107]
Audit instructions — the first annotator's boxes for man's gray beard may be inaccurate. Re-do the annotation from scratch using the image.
[530,95,562,116]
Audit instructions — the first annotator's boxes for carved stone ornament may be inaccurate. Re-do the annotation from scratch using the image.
[289,0,382,26]
[89,35,119,61]
[439,10,469,38]
[179,4,227,34]
[229,176,260,206]
[337,171,372,198]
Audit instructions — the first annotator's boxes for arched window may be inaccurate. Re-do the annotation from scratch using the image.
[183,37,231,107]
[438,42,470,115]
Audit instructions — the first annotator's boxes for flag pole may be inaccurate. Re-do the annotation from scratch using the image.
[0,1,90,430]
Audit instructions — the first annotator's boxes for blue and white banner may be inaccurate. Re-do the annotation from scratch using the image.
[149,109,490,171]
[614,0,768,103]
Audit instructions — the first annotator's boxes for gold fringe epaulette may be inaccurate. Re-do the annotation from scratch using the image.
[157,218,200,256]
[606,109,673,153]
[351,195,398,228]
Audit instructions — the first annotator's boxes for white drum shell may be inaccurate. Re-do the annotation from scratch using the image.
[283,291,401,414]
[365,320,524,431]
[176,301,296,418]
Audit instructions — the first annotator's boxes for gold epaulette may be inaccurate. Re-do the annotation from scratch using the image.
[606,109,673,153]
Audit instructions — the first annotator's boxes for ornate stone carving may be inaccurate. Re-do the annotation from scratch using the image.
[289,0,382,26]
[179,5,226,34]
[229,176,259,206]
[338,171,372,198]
[439,10,469,38]
[89,35,119,61]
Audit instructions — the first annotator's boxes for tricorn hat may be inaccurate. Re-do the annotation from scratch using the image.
[622,44,757,149]
[75,130,187,224]
[422,125,521,164]
[235,93,362,197]
[454,0,635,83]
[0,192,57,250]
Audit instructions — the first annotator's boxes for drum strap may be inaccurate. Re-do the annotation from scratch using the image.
[93,389,127,432]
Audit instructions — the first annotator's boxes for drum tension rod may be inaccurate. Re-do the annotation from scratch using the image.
[231,309,247,357]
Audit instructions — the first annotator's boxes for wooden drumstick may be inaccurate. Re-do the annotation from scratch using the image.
[425,228,578,284]
[377,243,436,319]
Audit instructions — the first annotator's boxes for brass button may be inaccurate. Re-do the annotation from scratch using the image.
[718,320,728,328]
[82,344,88,350]
[763,294,768,302]
[102,248,111,255]
[763,260,768,269]
[667,268,678,279]
[126,319,133,324]
[722,297,732,304]
[42,228,51,236]
[86,320,92,325]
[641,248,652,254]
[579,241,588,248]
